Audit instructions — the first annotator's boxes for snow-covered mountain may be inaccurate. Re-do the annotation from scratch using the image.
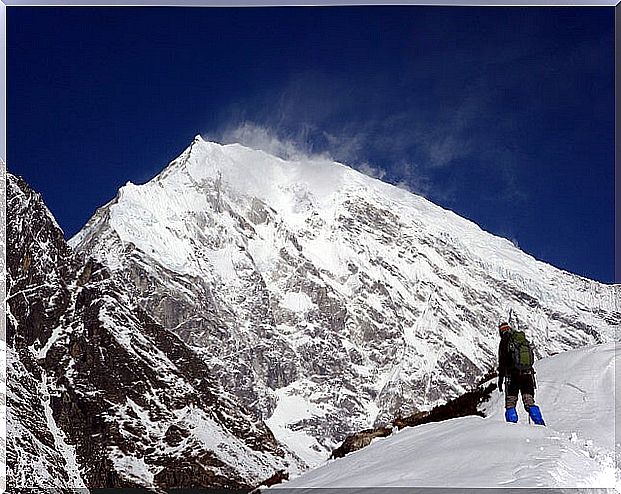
[269,341,619,490]
[7,173,302,490]
[70,136,620,465]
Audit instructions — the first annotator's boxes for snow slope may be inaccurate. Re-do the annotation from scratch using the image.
[271,342,619,490]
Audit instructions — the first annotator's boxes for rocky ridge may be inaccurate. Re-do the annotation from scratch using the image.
[6,172,302,490]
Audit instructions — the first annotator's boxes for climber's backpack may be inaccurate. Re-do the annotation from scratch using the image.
[508,330,534,372]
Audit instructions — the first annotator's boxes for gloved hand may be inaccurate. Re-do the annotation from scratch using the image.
[498,377,503,392]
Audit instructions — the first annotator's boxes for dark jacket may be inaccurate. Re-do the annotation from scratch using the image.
[497,331,513,382]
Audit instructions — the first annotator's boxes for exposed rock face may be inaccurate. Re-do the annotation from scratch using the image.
[69,137,620,464]
[331,377,496,460]
[6,173,302,490]
[330,427,394,460]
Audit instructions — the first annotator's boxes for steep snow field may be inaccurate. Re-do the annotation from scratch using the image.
[271,342,619,490]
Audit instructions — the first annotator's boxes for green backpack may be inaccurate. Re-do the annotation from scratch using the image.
[508,330,534,372]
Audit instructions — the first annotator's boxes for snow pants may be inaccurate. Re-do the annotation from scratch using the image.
[504,371,536,410]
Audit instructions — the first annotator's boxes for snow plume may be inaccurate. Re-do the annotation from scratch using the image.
[356,162,386,181]
[394,161,434,198]
[509,236,520,249]
[204,62,534,207]
[213,123,423,196]
[355,163,426,198]
[216,122,330,162]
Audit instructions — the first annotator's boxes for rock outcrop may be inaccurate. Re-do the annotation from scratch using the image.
[331,376,496,460]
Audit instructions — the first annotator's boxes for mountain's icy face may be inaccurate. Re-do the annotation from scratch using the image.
[70,136,620,465]
[7,173,301,490]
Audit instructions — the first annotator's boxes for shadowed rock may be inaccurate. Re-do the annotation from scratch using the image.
[331,374,497,460]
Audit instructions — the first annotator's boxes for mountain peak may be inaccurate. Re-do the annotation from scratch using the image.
[69,138,618,466]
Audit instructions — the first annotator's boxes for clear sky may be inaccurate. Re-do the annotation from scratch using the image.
[7,7,615,283]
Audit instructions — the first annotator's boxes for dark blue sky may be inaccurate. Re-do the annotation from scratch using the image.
[8,7,615,283]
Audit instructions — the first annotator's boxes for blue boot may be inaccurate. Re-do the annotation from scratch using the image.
[505,407,518,423]
[528,405,546,426]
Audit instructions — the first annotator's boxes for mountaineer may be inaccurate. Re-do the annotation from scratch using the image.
[497,321,546,425]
